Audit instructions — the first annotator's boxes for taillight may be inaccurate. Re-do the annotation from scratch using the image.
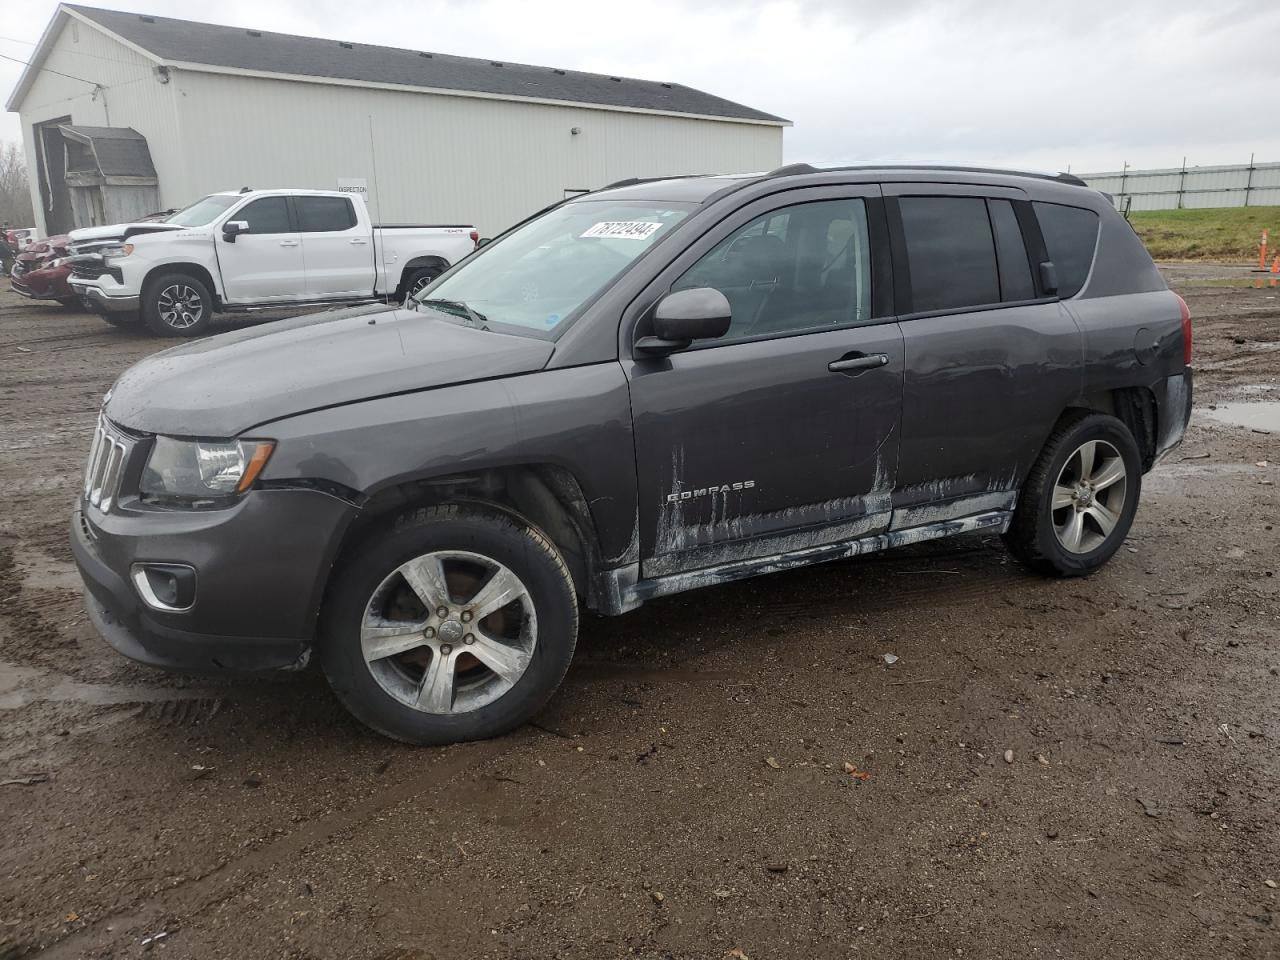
[469,229,479,247]
[1176,293,1192,366]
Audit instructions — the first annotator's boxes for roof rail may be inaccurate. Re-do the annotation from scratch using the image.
[602,174,706,190]
[765,162,818,178]
[762,162,1091,188]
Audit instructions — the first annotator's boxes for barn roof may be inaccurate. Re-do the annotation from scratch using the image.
[10,4,788,125]
[59,125,157,179]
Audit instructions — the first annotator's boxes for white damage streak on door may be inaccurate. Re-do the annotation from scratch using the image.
[651,445,897,573]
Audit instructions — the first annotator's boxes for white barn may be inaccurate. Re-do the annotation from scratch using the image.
[7,4,788,238]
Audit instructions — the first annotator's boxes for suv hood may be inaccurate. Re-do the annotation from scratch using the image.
[106,305,555,437]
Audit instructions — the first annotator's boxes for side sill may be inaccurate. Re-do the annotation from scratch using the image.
[598,509,1012,614]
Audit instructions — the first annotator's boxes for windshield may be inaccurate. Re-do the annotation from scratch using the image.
[415,200,694,336]
[165,195,241,227]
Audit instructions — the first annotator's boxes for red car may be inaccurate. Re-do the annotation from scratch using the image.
[9,233,77,307]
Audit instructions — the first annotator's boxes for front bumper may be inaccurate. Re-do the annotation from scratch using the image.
[11,268,73,301]
[71,488,356,673]
[69,280,140,314]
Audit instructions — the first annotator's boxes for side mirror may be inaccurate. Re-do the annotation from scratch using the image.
[637,287,732,356]
[476,237,492,248]
[1039,260,1059,296]
[222,220,249,243]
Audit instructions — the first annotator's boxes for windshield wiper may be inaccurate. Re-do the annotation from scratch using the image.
[417,297,490,330]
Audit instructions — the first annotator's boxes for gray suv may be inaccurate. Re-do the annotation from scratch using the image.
[71,164,1193,744]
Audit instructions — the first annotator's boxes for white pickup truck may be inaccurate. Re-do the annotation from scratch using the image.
[67,189,478,336]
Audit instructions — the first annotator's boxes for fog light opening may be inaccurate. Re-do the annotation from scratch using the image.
[131,563,197,612]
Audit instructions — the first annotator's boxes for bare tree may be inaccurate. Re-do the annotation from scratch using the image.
[0,141,36,227]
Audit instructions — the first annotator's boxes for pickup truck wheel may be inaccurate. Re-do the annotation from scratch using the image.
[1005,413,1141,577]
[401,267,441,304]
[143,273,213,337]
[319,504,578,745]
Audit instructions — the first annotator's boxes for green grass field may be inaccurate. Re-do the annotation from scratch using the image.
[1128,205,1280,263]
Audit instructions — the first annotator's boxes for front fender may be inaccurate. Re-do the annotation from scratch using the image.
[257,363,639,564]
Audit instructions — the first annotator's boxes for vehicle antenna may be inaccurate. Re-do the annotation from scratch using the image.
[368,114,390,304]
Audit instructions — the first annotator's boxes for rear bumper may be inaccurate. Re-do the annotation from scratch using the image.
[1154,367,1194,463]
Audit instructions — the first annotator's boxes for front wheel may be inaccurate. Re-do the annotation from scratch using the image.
[142,273,214,337]
[319,504,578,744]
[1005,413,1142,577]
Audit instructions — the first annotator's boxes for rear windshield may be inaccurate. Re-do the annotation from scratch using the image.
[413,200,694,337]
[1033,202,1099,298]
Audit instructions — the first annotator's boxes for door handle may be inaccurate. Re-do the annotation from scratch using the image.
[829,353,889,374]
[349,238,368,245]
[279,239,299,247]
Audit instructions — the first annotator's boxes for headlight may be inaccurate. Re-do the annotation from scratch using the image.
[49,257,70,268]
[100,243,134,259]
[140,437,275,505]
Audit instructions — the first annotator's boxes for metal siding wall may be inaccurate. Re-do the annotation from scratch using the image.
[15,18,184,233]
[169,71,783,235]
[1082,162,1280,211]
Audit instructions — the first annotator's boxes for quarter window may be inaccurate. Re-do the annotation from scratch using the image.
[673,198,872,342]
[296,196,357,233]
[1033,202,1099,298]
[238,197,291,235]
[988,199,1035,302]
[898,196,999,313]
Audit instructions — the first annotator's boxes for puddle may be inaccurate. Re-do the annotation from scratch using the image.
[1200,401,1280,433]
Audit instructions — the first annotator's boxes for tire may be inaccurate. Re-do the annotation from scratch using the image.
[401,266,441,304]
[142,272,214,337]
[1005,413,1142,577]
[319,504,578,744]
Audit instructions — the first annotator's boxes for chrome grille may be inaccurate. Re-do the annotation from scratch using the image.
[84,416,132,512]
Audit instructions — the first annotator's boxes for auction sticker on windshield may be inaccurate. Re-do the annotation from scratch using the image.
[580,221,664,240]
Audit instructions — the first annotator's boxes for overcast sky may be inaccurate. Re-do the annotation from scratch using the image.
[4,0,1279,174]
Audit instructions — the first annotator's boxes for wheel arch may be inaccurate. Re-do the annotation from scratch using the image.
[394,256,450,299]
[141,262,221,309]
[1061,386,1159,471]
[323,462,605,613]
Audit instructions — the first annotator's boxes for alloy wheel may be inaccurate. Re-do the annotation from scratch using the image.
[1051,439,1128,554]
[157,283,204,329]
[360,550,537,714]
[407,273,436,300]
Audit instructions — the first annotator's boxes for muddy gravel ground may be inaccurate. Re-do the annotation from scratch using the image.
[0,266,1277,960]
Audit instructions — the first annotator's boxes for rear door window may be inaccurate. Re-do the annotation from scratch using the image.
[988,199,1035,301]
[898,197,999,313]
[1033,201,1099,298]
[296,196,357,233]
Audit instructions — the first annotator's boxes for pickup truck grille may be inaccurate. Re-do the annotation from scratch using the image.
[84,415,136,513]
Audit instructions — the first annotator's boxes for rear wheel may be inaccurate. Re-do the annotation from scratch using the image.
[142,273,214,337]
[401,266,441,304]
[319,504,578,744]
[1005,413,1141,576]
